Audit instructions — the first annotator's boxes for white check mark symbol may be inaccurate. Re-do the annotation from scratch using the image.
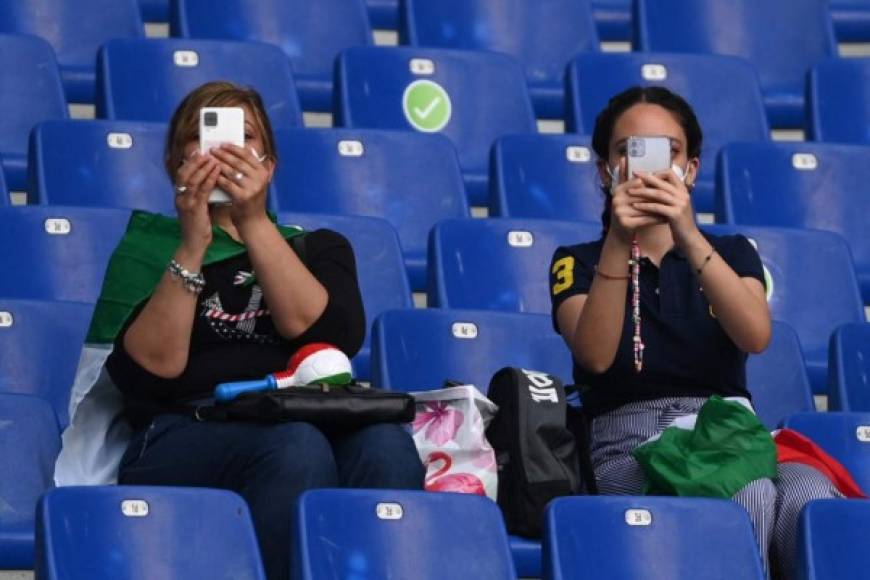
[414,96,442,120]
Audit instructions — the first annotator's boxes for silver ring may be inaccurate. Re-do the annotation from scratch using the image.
[234,172,244,183]
[174,184,188,195]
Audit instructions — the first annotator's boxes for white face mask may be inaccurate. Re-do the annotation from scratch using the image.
[608,163,688,195]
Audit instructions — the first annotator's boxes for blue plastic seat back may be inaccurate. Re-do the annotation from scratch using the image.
[0,167,9,206]
[295,489,516,580]
[0,0,143,103]
[36,486,266,580]
[0,393,60,570]
[830,0,870,41]
[367,0,398,29]
[400,0,598,118]
[171,0,371,111]
[334,46,537,206]
[782,412,870,493]
[566,51,769,214]
[277,212,412,381]
[0,206,132,303]
[633,0,837,128]
[490,134,604,221]
[797,499,870,580]
[0,299,95,428]
[28,120,174,212]
[828,322,870,412]
[428,218,601,314]
[96,38,303,127]
[705,225,865,395]
[746,320,815,430]
[544,496,765,580]
[0,34,68,190]
[272,128,468,291]
[717,141,870,302]
[138,0,169,22]
[592,0,632,41]
[428,218,602,314]
[808,58,870,144]
[371,308,573,392]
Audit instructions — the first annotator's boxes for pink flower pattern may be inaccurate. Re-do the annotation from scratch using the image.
[412,401,465,446]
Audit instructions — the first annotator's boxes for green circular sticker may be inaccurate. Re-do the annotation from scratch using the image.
[763,265,774,302]
[402,79,452,133]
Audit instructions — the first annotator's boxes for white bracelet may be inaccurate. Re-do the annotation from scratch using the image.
[168,259,205,294]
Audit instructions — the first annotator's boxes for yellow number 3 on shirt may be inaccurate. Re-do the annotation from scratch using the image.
[551,256,574,296]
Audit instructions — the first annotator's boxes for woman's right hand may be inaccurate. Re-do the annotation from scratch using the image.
[609,174,666,242]
[173,151,222,254]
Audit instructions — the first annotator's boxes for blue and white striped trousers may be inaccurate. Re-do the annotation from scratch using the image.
[590,397,843,580]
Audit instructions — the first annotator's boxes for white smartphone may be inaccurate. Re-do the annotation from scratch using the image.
[199,106,244,204]
[626,136,671,178]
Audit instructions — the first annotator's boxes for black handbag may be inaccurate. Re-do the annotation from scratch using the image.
[191,383,416,431]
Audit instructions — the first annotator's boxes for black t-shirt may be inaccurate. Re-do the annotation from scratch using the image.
[549,231,766,418]
[107,228,365,429]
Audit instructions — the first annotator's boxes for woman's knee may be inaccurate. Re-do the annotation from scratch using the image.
[250,422,339,487]
[334,423,425,488]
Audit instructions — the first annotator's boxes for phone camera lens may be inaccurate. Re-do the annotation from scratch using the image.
[204,111,218,127]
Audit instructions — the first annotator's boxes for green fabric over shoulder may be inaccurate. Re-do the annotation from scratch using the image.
[86,210,304,344]
[632,396,777,499]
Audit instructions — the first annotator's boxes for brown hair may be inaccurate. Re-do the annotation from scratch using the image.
[164,81,278,177]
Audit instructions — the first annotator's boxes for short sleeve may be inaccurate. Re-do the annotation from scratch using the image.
[717,234,766,289]
[549,244,596,325]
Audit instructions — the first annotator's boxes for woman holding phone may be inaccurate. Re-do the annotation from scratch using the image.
[549,86,844,578]
[94,81,424,580]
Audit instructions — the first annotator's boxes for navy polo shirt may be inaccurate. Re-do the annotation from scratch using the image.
[549,231,766,418]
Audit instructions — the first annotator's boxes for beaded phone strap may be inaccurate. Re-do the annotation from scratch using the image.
[630,236,644,373]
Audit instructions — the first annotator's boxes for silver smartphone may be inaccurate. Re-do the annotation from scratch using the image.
[626,136,671,178]
[199,107,244,204]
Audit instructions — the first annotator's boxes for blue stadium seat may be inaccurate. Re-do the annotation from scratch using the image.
[36,486,266,580]
[489,134,604,221]
[367,0,398,29]
[831,0,870,42]
[566,52,769,214]
[428,218,601,313]
[0,0,143,104]
[295,488,516,580]
[28,120,173,212]
[334,46,537,206]
[633,0,838,129]
[272,128,469,291]
[705,225,865,395]
[0,166,9,206]
[139,0,169,22]
[0,393,61,570]
[543,496,765,579]
[747,321,815,430]
[716,141,870,302]
[797,499,870,580]
[170,0,372,112]
[0,206,131,304]
[592,0,632,42]
[808,58,870,145]
[828,323,870,412]
[400,0,599,119]
[96,38,303,127]
[0,34,68,192]
[0,299,94,428]
[277,212,412,381]
[371,308,573,392]
[781,412,870,493]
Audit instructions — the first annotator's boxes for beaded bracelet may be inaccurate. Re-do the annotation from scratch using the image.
[168,259,206,294]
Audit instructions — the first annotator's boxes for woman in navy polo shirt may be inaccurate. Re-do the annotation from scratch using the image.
[549,86,840,579]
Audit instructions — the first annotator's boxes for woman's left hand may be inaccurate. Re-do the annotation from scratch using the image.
[628,169,699,250]
[211,143,272,227]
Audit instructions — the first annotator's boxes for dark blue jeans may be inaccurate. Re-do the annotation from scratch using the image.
[118,415,425,580]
